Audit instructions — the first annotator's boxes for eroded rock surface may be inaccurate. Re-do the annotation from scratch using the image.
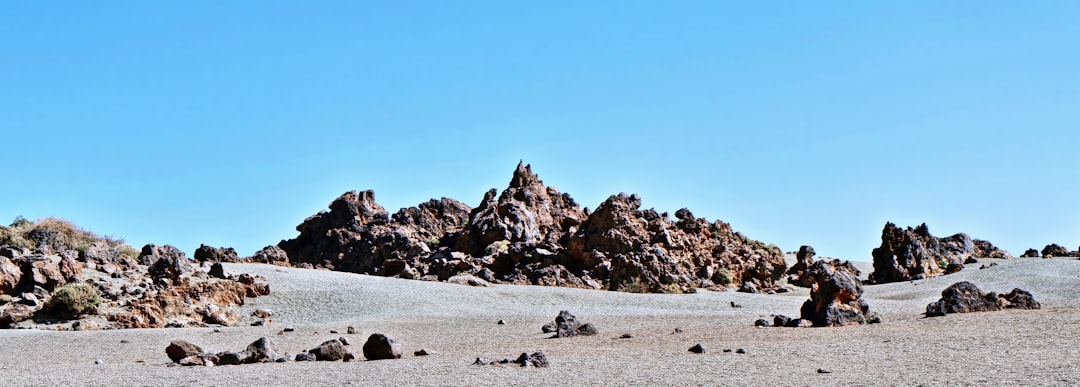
[925,281,1041,317]
[799,260,868,327]
[870,223,1008,284]
[277,163,786,293]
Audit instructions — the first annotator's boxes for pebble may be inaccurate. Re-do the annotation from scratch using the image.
[818,368,832,374]
[497,320,506,325]
[94,359,104,365]
[688,343,706,353]
[620,333,633,339]
[736,348,747,354]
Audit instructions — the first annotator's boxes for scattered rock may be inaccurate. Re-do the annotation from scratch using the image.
[620,333,633,338]
[545,310,598,338]
[362,333,402,360]
[94,359,104,365]
[736,348,747,354]
[309,339,351,361]
[414,348,435,356]
[143,244,192,281]
[818,368,832,374]
[514,351,549,367]
[964,257,979,264]
[446,274,490,287]
[672,327,683,334]
[497,320,506,325]
[194,244,239,264]
[347,326,358,334]
[730,301,742,308]
[208,262,227,279]
[245,337,277,363]
[689,343,706,353]
[283,326,295,332]
[1020,249,1040,258]
[926,281,1041,317]
[294,352,316,361]
[166,340,204,363]
[754,319,770,327]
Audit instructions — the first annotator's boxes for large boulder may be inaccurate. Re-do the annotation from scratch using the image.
[193,244,239,264]
[973,239,1012,259]
[244,337,278,363]
[22,257,66,291]
[1041,244,1069,258]
[362,333,402,360]
[870,223,978,284]
[925,282,1040,317]
[249,245,289,266]
[166,340,204,363]
[1019,248,1040,258]
[542,310,599,338]
[799,260,868,327]
[143,244,192,281]
[0,303,33,327]
[0,257,21,294]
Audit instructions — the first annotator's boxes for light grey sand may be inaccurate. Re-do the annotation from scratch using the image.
[1,258,1078,386]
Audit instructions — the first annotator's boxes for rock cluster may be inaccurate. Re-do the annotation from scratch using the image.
[275,163,786,293]
[166,336,363,366]
[0,218,269,330]
[786,245,860,289]
[1039,244,1080,258]
[925,281,1041,317]
[541,310,598,338]
[474,351,550,368]
[869,223,1010,284]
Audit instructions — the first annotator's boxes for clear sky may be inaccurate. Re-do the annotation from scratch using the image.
[2,2,1078,261]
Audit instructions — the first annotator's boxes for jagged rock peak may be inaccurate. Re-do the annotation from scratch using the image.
[507,161,541,190]
[327,190,389,228]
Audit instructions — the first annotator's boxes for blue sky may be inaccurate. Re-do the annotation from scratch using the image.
[2,2,1078,261]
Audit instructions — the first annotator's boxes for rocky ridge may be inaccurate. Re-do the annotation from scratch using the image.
[0,218,269,330]
[276,163,787,293]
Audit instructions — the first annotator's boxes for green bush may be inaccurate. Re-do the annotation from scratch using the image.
[714,268,733,285]
[44,284,101,319]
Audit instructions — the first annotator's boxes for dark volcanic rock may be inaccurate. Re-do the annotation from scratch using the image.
[276,162,787,293]
[362,333,402,360]
[245,337,278,363]
[786,246,816,287]
[870,223,979,284]
[514,351,550,367]
[973,239,1012,259]
[925,281,1041,317]
[194,244,240,264]
[309,339,351,361]
[143,244,192,281]
[689,343,706,353]
[249,245,290,266]
[799,260,868,327]
[1041,244,1069,258]
[1019,248,1040,258]
[545,310,598,338]
[166,340,204,363]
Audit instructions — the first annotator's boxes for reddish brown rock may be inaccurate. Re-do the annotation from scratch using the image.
[799,260,868,327]
[0,257,21,294]
[870,223,978,284]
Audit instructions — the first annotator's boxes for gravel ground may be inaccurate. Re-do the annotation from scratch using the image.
[1,258,1077,386]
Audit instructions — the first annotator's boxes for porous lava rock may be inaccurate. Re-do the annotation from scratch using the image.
[870,223,985,284]
[925,281,1041,317]
[799,260,868,327]
[276,162,787,293]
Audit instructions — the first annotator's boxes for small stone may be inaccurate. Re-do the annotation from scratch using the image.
[730,301,742,308]
[722,349,732,353]
[620,333,633,339]
[673,327,683,334]
[754,319,771,327]
[818,368,832,374]
[347,326,358,334]
[283,326,295,332]
[689,343,706,353]
[212,329,221,333]
[120,340,130,344]
[497,319,506,325]
[414,348,434,356]
[473,357,487,365]
[736,348,747,354]
[330,330,339,334]
[94,359,104,365]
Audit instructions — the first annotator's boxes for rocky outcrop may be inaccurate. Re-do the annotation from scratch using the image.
[786,246,860,289]
[193,245,239,264]
[1020,249,1040,258]
[925,281,1041,317]
[248,245,289,266]
[142,244,192,282]
[277,162,787,293]
[973,239,1012,259]
[799,260,868,327]
[869,223,996,284]
[1041,244,1070,258]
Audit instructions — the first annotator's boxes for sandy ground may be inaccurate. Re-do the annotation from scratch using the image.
[1,258,1078,386]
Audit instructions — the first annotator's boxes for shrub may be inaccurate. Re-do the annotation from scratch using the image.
[44,283,101,319]
[714,268,733,286]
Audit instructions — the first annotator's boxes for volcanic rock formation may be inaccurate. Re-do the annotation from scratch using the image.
[869,223,1010,284]
[277,163,787,293]
[798,260,868,327]
[925,281,1041,317]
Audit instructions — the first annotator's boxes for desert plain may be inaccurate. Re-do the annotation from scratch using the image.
[1,256,1077,386]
